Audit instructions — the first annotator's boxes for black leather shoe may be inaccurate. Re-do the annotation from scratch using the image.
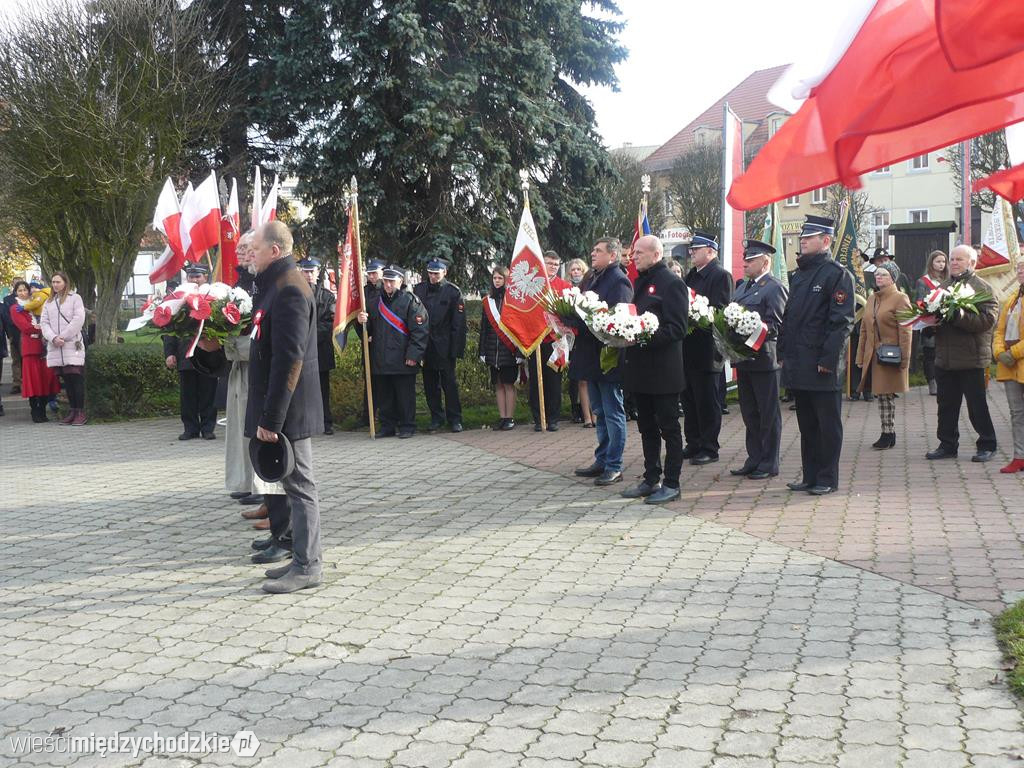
[178,432,198,441]
[690,453,719,466]
[721,407,730,415]
[230,491,251,500]
[747,470,774,480]
[379,428,397,438]
[787,481,812,491]
[926,447,957,460]
[323,424,334,435]
[849,392,861,401]
[546,423,559,432]
[534,422,543,432]
[251,536,274,551]
[201,432,216,440]
[808,485,836,495]
[500,419,516,431]
[730,467,754,476]
[621,481,661,498]
[450,422,463,433]
[862,393,874,402]
[972,450,996,463]
[251,544,292,564]
[239,494,264,506]
[645,486,681,504]
[398,431,415,439]
[574,462,604,477]
[428,421,443,433]
[594,470,623,486]
[789,403,798,411]
[681,446,700,459]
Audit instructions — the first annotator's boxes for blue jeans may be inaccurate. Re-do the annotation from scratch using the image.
[588,379,626,473]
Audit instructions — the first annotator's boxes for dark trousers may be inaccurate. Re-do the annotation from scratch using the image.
[935,366,997,452]
[717,370,727,409]
[737,370,782,474]
[378,373,417,433]
[319,370,332,427]
[422,360,462,424]
[635,391,684,489]
[792,389,844,488]
[179,369,217,436]
[528,341,562,425]
[922,344,936,381]
[681,369,722,455]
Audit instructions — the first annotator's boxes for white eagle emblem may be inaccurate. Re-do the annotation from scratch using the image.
[507,260,547,302]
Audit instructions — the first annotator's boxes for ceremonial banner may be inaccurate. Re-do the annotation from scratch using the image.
[499,200,551,356]
[728,0,1024,211]
[761,202,788,289]
[217,178,240,284]
[978,196,1017,274]
[626,197,650,284]
[332,211,363,352]
[721,103,744,281]
[150,178,185,283]
[832,196,868,319]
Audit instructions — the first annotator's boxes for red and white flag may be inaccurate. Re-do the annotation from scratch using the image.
[217,178,240,283]
[177,182,195,261]
[259,175,280,225]
[978,196,1017,272]
[728,0,1024,211]
[181,171,222,261]
[721,103,744,281]
[149,178,185,283]
[973,122,1024,203]
[499,195,551,356]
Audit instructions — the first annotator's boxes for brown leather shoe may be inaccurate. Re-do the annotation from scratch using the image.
[251,518,270,530]
[242,503,269,520]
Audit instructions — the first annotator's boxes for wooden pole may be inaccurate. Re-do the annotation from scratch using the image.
[350,178,376,439]
[534,347,547,432]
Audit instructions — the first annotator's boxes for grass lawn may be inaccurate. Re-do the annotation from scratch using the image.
[994,600,1024,698]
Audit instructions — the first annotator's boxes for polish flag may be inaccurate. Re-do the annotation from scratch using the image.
[728,0,1024,211]
[180,171,222,261]
[499,188,551,356]
[218,178,240,283]
[259,175,279,224]
[149,178,185,283]
[177,182,195,261]
[251,167,263,230]
[973,122,1024,203]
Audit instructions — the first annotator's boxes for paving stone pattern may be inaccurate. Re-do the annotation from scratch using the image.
[1,391,1023,766]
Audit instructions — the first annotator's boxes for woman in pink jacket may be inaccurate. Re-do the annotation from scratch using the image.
[40,272,88,425]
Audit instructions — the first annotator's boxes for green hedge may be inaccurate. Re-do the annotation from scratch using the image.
[86,342,179,420]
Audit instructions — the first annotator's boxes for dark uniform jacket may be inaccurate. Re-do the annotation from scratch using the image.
[934,271,998,370]
[778,251,855,391]
[162,335,201,372]
[622,260,689,394]
[478,287,519,369]
[312,283,337,371]
[358,287,429,376]
[413,279,467,368]
[733,273,788,372]
[683,259,734,372]
[570,264,633,383]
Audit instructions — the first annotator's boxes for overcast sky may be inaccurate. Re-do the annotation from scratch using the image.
[583,0,850,150]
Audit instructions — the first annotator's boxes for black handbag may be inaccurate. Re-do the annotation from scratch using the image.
[873,302,901,366]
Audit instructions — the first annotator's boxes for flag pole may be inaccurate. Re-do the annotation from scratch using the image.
[521,170,547,432]
[350,177,375,439]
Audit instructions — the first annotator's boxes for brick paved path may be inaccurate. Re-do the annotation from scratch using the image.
[1,384,1023,767]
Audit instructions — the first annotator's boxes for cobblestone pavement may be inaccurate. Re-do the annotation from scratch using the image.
[2,397,1023,767]
[452,386,1024,615]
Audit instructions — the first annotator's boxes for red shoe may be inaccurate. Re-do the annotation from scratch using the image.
[999,459,1024,474]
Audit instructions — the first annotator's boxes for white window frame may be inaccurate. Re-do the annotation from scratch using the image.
[872,165,891,175]
[870,210,891,249]
[909,208,929,224]
[784,195,800,207]
[909,154,930,172]
[810,188,827,205]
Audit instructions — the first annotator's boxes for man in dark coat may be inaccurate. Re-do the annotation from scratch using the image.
[779,215,855,495]
[730,240,789,480]
[197,221,325,593]
[413,259,467,433]
[572,237,633,486]
[682,229,734,465]
[300,258,338,435]
[357,260,384,427]
[620,235,689,505]
[163,262,219,441]
[357,266,429,438]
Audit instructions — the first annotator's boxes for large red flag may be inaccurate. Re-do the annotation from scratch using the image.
[217,178,240,283]
[333,210,363,352]
[935,0,1024,72]
[728,0,1024,211]
[974,164,1024,204]
[499,199,551,356]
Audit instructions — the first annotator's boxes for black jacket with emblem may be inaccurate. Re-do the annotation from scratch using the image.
[622,260,689,394]
[733,273,788,372]
[683,258,734,373]
[778,251,855,391]
[413,278,467,367]
[358,286,430,375]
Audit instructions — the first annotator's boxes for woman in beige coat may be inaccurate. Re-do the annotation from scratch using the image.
[857,260,912,449]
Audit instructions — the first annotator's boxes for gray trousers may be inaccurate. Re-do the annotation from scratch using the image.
[1006,381,1024,459]
[266,437,322,574]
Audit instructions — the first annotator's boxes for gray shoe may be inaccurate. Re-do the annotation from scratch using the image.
[261,569,322,594]
[264,562,294,579]
[621,481,661,499]
[644,486,681,505]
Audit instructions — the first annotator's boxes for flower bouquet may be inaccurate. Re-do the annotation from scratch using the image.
[126,282,254,357]
[897,281,992,331]
[687,287,716,334]
[586,303,660,373]
[711,302,768,362]
[539,287,611,372]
